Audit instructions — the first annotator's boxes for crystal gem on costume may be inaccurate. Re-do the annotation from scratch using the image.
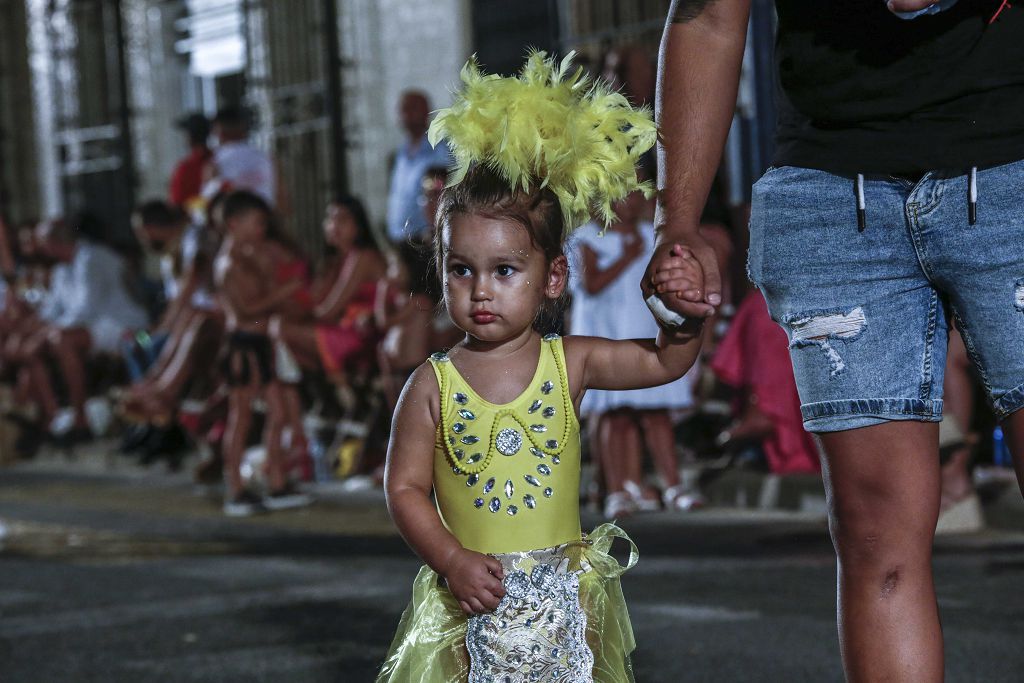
[524,475,541,487]
[542,406,556,418]
[460,435,480,445]
[431,352,449,362]
[453,392,468,405]
[467,473,479,486]
[530,447,545,459]
[467,453,483,464]
[483,477,495,493]
[504,479,514,499]
[528,400,543,413]
[458,409,476,420]
[541,380,554,394]
[537,464,551,476]
[542,333,560,341]
[474,497,485,508]
[454,448,465,460]
[489,497,501,513]
[544,487,553,497]
[530,424,547,433]
[495,427,523,456]
[452,422,466,434]
[524,494,537,509]
[507,505,519,516]
[552,455,560,465]
[545,439,558,450]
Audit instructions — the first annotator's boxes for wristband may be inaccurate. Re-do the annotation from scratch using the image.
[645,294,687,329]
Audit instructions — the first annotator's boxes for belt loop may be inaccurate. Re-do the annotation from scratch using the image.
[968,166,977,225]
[856,173,866,232]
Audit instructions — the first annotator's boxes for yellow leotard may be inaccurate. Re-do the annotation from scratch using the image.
[428,334,583,555]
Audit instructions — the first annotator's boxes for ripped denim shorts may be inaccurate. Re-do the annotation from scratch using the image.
[747,160,1024,433]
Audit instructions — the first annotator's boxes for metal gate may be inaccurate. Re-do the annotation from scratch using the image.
[38,0,136,243]
[243,0,346,258]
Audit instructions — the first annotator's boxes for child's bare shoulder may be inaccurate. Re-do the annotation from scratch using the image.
[396,360,442,426]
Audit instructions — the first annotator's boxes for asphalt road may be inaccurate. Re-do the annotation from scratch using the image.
[1,461,1022,682]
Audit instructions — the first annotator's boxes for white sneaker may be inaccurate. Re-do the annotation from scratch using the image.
[264,486,313,511]
[224,490,266,517]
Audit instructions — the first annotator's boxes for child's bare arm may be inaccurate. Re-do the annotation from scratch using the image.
[385,364,506,614]
[568,252,704,391]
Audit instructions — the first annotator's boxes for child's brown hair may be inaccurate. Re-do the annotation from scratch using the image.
[433,164,568,333]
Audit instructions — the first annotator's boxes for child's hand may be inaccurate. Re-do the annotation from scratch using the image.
[652,244,704,301]
[443,547,506,616]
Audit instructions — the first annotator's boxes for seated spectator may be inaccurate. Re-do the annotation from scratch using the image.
[271,195,386,382]
[376,166,460,407]
[710,289,820,475]
[33,214,149,438]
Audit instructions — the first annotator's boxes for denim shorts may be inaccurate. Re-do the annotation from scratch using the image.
[747,160,1024,433]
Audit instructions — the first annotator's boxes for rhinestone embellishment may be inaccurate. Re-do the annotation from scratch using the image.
[544,487,554,497]
[460,435,480,445]
[523,494,537,509]
[474,497,485,508]
[453,392,468,404]
[542,406,556,418]
[495,428,523,456]
[545,439,558,450]
[537,464,551,476]
[524,474,541,487]
[541,380,554,394]
[431,352,449,362]
[452,422,466,434]
[504,479,514,499]
[483,478,495,494]
[506,505,519,516]
[552,455,560,465]
[466,453,483,464]
[530,447,545,459]
[529,424,547,433]
[488,498,501,513]
[466,473,478,487]
[528,399,543,414]
[458,409,476,420]
[453,448,465,460]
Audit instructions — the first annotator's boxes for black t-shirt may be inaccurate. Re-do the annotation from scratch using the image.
[772,0,1024,175]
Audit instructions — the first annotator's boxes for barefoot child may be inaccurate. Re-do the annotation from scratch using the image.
[377,52,704,682]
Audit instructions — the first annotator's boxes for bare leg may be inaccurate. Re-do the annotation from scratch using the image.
[49,327,92,427]
[24,360,58,423]
[276,321,322,370]
[940,331,976,505]
[151,312,218,400]
[819,421,943,683]
[262,381,288,492]
[638,410,681,488]
[1000,408,1024,494]
[224,384,255,497]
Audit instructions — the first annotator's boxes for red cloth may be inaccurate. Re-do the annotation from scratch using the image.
[711,290,821,475]
[275,258,314,311]
[315,281,379,375]
[168,146,212,207]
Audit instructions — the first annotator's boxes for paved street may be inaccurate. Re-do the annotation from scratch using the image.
[1,452,1022,682]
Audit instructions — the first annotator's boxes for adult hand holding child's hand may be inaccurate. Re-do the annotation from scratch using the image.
[443,547,506,616]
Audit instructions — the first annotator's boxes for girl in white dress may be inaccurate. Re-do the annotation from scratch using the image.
[570,182,701,517]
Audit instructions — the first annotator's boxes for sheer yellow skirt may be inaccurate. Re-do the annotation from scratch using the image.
[376,523,637,683]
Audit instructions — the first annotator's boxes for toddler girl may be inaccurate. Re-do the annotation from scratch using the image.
[377,52,704,682]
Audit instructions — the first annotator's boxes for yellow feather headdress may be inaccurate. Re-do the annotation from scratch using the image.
[427,50,657,231]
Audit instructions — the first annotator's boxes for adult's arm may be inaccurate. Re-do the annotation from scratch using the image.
[643,0,751,319]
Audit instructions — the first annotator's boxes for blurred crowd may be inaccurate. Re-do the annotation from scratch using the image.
[0,45,997,521]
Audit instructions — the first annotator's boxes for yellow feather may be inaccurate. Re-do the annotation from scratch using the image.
[428,50,656,232]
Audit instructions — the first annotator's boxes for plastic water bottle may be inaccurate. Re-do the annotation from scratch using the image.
[993,426,1011,467]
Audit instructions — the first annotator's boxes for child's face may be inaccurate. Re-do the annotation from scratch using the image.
[442,214,566,344]
[227,209,265,243]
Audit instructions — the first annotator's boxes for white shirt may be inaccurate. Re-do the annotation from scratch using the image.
[386,136,451,243]
[213,141,276,206]
[39,242,150,352]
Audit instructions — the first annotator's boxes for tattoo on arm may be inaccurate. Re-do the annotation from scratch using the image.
[670,0,721,22]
